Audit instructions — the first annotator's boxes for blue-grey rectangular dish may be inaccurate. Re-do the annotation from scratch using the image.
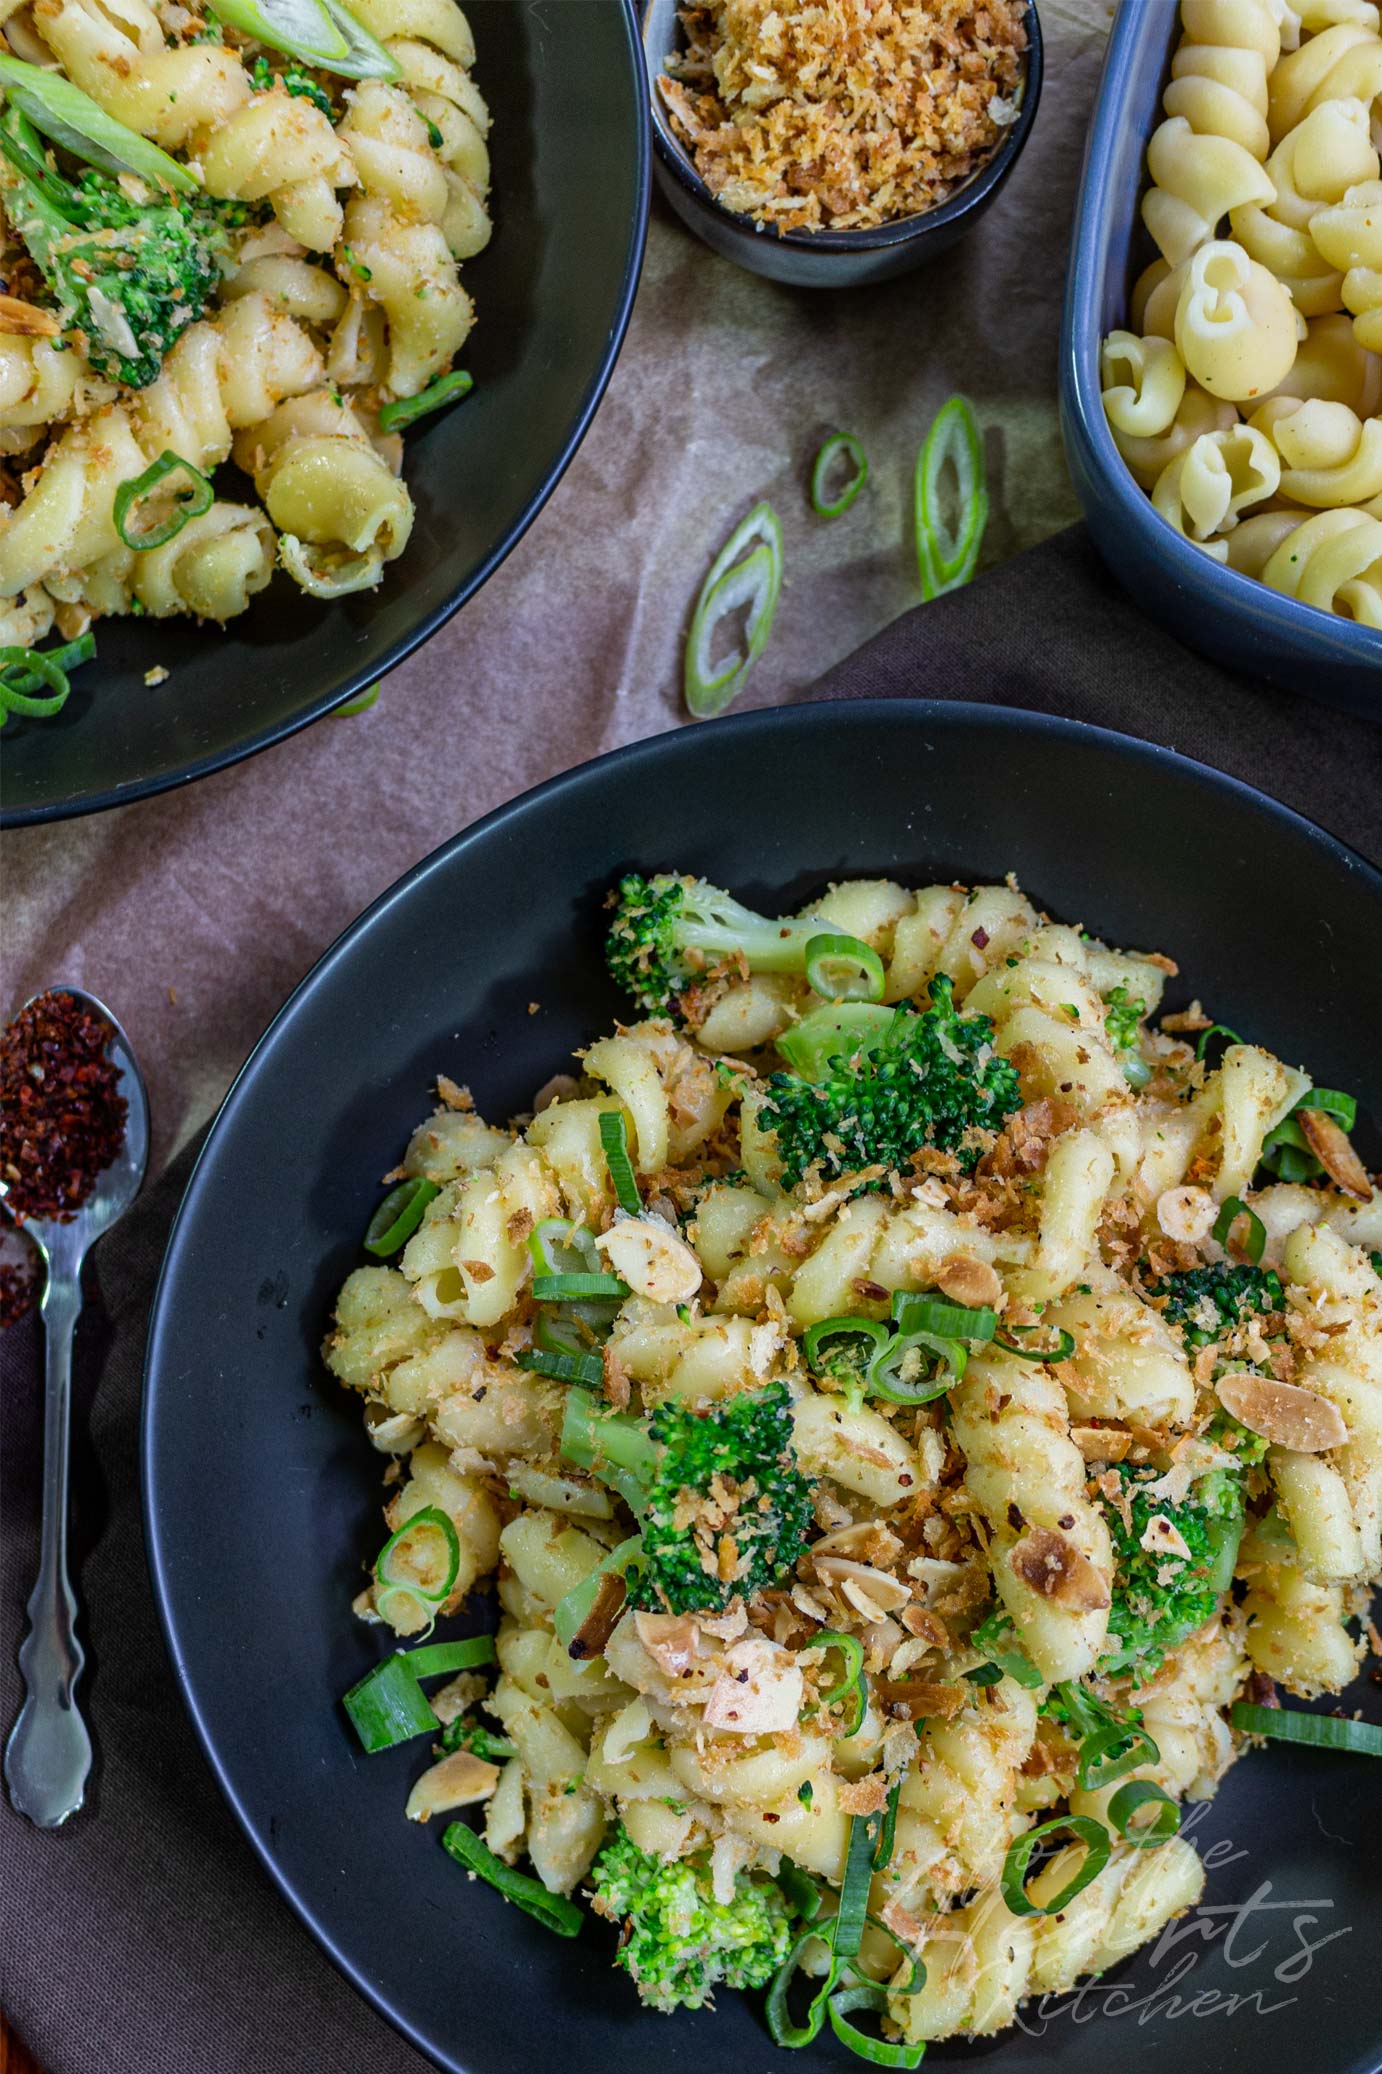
[1059,0,1381,716]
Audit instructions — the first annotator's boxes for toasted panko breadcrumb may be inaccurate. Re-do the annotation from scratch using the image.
[659,0,1027,235]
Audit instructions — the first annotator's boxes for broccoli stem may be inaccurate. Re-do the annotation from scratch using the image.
[670,891,823,974]
[560,1393,657,1509]
[775,1002,897,1080]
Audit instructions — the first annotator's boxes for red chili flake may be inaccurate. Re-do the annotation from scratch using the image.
[0,989,127,1225]
[971,926,990,949]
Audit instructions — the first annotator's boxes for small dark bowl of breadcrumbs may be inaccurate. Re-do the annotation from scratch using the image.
[642,0,1043,288]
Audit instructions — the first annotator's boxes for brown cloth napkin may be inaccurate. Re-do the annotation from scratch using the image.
[2,525,1379,2074]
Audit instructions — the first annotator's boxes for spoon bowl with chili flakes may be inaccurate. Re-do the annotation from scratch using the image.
[1,987,148,1830]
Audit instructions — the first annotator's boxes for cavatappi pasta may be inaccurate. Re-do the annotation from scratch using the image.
[0,0,489,638]
[325,872,1381,2058]
[1102,0,1382,629]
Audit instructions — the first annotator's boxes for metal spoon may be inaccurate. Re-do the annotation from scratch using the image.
[3,988,148,1829]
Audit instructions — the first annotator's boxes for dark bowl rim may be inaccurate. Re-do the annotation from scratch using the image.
[1,0,652,833]
[143,695,1382,2066]
[1058,0,1382,664]
[642,0,1043,254]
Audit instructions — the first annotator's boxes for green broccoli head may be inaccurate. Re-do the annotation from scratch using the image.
[439,1713,516,1761]
[1149,1263,1284,1350]
[0,115,238,387]
[605,873,825,1013]
[561,1382,814,1614]
[1103,985,1146,1051]
[1098,1462,1245,1680]
[761,975,1021,1189]
[589,1824,796,2012]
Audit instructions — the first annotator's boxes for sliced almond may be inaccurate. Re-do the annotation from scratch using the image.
[1156,1185,1217,1243]
[633,1609,702,1674]
[594,1215,703,1304]
[1139,1513,1193,1562]
[0,295,60,337]
[812,1556,911,1614]
[1217,1371,1348,1453]
[811,1521,905,1567]
[934,1254,1003,1309]
[1298,1109,1373,1202]
[1072,1424,1133,1464]
[1009,1527,1111,1610]
[405,1749,499,1822]
[900,1603,949,1647]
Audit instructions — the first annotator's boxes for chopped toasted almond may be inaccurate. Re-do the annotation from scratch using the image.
[1216,1372,1348,1453]
[1298,1109,1373,1202]
[934,1254,1003,1309]
[1156,1184,1218,1243]
[0,295,60,337]
[900,1603,949,1647]
[633,1609,701,1674]
[811,1521,904,1567]
[813,1556,911,1616]
[1139,1513,1193,1562]
[405,1748,499,1821]
[1160,1003,1209,1032]
[1009,1527,1111,1610]
[594,1215,702,1303]
[696,1604,749,1643]
[1072,1425,1133,1464]
[881,1896,928,1948]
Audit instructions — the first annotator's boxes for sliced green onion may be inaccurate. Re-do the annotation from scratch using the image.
[553,1534,644,1653]
[983,1644,1043,1690]
[333,682,380,717]
[1000,1815,1110,1917]
[803,1317,890,1377]
[810,432,869,519]
[778,1861,825,1924]
[993,1327,1076,1363]
[867,1329,967,1405]
[531,1272,628,1303]
[113,451,214,551]
[803,1630,867,1736]
[832,1814,875,1963]
[0,644,73,723]
[364,1176,439,1256]
[376,1504,460,1606]
[0,53,198,188]
[964,1662,1004,1687]
[915,395,987,601]
[1075,1720,1160,1793]
[869,1777,902,1872]
[533,1309,602,1361]
[515,1347,604,1389]
[683,501,783,721]
[378,369,473,434]
[1260,1089,1360,1182]
[766,1932,840,2047]
[207,0,399,78]
[598,1109,642,1216]
[442,1821,584,1935]
[891,1291,998,1342]
[529,1219,601,1277]
[827,1986,925,2069]
[1195,1023,1245,1062]
[804,933,886,1004]
[1230,1702,1382,1756]
[1108,1780,1181,1846]
[1213,1195,1266,1267]
[342,1635,494,1751]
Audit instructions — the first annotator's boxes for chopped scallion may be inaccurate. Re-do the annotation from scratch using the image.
[683,501,783,720]
[915,395,987,600]
[804,932,886,1003]
[827,1985,925,2068]
[598,1109,642,1216]
[516,1347,605,1388]
[442,1821,584,1935]
[891,1291,997,1342]
[1108,1779,1181,1846]
[531,1271,628,1303]
[810,432,869,518]
[1213,1194,1266,1266]
[342,1634,494,1752]
[113,450,213,551]
[363,1176,439,1255]
[1230,1702,1382,1756]
[1000,1814,1110,1917]
[378,368,473,433]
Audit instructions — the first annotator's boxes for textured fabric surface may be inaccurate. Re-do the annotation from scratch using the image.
[2,522,1379,2074]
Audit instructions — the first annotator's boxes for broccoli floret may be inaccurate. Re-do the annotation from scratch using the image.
[1098,1462,1244,1680]
[1103,985,1145,1050]
[439,1714,516,1761]
[760,975,1020,1189]
[588,1823,796,2012]
[605,873,829,1012]
[1149,1263,1284,1350]
[249,54,336,119]
[562,1383,813,1614]
[0,113,235,387]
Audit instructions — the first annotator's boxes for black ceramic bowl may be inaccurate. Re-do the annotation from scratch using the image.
[642,0,1043,288]
[145,701,1382,2074]
[0,0,649,830]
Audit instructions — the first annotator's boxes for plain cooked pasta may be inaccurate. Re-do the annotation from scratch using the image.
[325,870,1381,2053]
[0,0,489,633]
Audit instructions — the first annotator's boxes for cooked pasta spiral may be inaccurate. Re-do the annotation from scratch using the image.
[234,389,415,596]
[346,0,492,257]
[1310,177,1382,349]
[1229,96,1380,314]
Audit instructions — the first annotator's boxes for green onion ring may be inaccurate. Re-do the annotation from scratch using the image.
[827,1985,925,2068]
[378,369,473,434]
[866,1328,967,1404]
[1108,1779,1181,1846]
[114,450,214,551]
[915,395,988,601]
[869,1777,903,1872]
[964,1662,1005,1687]
[598,1110,642,1216]
[810,432,869,519]
[529,1219,602,1277]
[515,1347,604,1389]
[1230,1701,1382,1756]
[333,682,380,717]
[1000,1815,1111,1917]
[804,932,886,1004]
[363,1176,438,1256]
[1195,1022,1245,1062]
[1212,1195,1266,1266]
[0,644,72,721]
[832,1814,876,1962]
[993,1327,1076,1363]
[803,1316,891,1377]
[802,1629,868,1737]
[683,501,783,720]
[442,1821,584,1935]
[1075,1720,1161,1793]
[766,1932,841,2047]
[532,1271,628,1303]
[375,1504,460,1605]
[891,1291,998,1342]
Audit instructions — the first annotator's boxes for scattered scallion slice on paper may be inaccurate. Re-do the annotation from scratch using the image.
[442,1820,585,1935]
[683,501,783,720]
[1230,1702,1382,1756]
[810,432,868,519]
[333,682,381,717]
[0,54,199,190]
[208,0,399,78]
[915,395,987,601]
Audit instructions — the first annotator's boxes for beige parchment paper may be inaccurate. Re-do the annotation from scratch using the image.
[0,0,1115,1180]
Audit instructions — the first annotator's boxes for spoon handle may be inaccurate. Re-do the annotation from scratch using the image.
[4,1273,93,1829]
